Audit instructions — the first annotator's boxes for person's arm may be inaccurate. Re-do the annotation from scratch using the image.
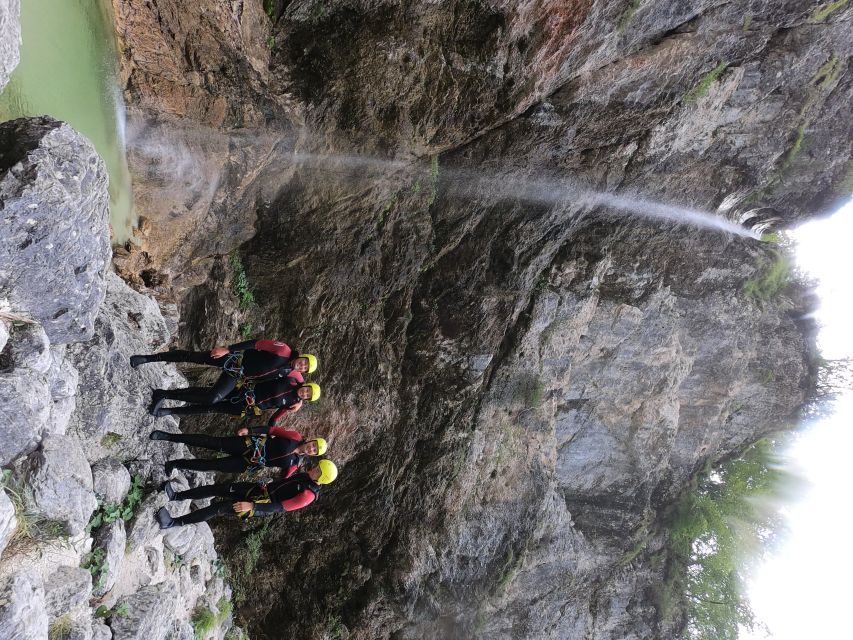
[280,490,316,512]
[282,464,298,479]
[267,403,303,426]
[247,501,285,516]
[227,339,258,352]
[253,340,293,358]
[247,425,271,436]
[287,371,304,384]
[267,425,301,440]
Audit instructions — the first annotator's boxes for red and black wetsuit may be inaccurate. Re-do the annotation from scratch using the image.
[168,474,320,526]
[142,340,303,405]
[161,374,305,420]
[160,427,308,475]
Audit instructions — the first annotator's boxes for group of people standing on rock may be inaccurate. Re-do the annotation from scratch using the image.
[128,339,338,529]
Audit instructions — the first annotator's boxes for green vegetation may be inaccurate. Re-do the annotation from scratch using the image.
[81,547,108,588]
[229,253,256,311]
[100,431,122,447]
[266,35,275,49]
[685,62,729,103]
[86,474,144,534]
[48,613,75,640]
[663,439,794,640]
[192,607,217,639]
[225,629,250,640]
[514,372,545,408]
[228,519,272,605]
[263,0,276,20]
[238,322,253,339]
[741,14,752,31]
[808,0,849,23]
[618,0,642,32]
[94,602,129,619]
[0,470,66,544]
[742,251,791,303]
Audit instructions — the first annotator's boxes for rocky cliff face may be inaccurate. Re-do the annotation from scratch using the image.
[48,0,853,639]
[0,117,239,639]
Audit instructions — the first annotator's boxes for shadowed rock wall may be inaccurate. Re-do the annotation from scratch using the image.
[110,0,851,638]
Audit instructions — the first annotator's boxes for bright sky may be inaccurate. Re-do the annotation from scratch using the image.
[742,199,853,639]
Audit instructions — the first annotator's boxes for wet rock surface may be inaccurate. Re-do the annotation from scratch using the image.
[121,1,848,639]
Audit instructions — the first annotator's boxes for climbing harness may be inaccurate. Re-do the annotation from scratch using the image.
[230,379,262,417]
[222,351,245,378]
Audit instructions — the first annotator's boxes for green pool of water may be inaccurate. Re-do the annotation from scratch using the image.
[0,0,134,243]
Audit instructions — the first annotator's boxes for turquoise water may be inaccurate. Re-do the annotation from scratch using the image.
[0,0,134,243]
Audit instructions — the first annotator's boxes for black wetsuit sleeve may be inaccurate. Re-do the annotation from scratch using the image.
[228,340,258,352]
[248,425,271,436]
[252,502,284,516]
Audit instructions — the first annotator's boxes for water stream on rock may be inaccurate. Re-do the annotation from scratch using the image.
[0,0,134,243]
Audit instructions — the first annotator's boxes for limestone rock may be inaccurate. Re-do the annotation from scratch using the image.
[0,0,20,93]
[162,521,215,563]
[66,271,187,465]
[25,433,97,536]
[0,324,52,465]
[95,520,127,595]
[92,621,112,640]
[0,488,15,557]
[109,581,179,640]
[46,346,79,436]
[0,571,48,640]
[43,565,93,618]
[0,320,7,352]
[94,520,126,596]
[92,458,132,506]
[0,116,111,344]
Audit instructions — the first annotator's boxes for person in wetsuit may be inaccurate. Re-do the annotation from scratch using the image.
[150,426,327,475]
[149,377,321,419]
[129,339,318,414]
[155,459,338,529]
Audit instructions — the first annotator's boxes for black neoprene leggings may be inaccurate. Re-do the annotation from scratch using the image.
[171,482,256,525]
[149,351,238,404]
[163,401,246,417]
[164,434,251,473]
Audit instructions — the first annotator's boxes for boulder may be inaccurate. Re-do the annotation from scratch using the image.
[92,458,132,506]
[44,565,93,618]
[0,0,20,93]
[0,116,111,345]
[46,346,79,436]
[0,319,80,464]
[0,488,16,557]
[162,521,215,563]
[25,433,97,536]
[109,581,179,640]
[0,319,7,352]
[94,520,126,596]
[92,621,112,640]
[66,272,187,463]
[0,571,48,640]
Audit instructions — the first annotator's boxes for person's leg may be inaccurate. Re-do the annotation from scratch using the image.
[165,455,248,475]
[131,350,221,368]
[150,432,248,455]
[158,373,238,405]
[173,481,255,501]
[156,401,245,418]
[169,501,234,526]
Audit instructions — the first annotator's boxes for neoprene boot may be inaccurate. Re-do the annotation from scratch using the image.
[156,507,174,529]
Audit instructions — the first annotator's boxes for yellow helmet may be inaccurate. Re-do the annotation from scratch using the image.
[305,383,321,402]
[316,459,338,485]
[302,353,318,374]
[312,437,328,456]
